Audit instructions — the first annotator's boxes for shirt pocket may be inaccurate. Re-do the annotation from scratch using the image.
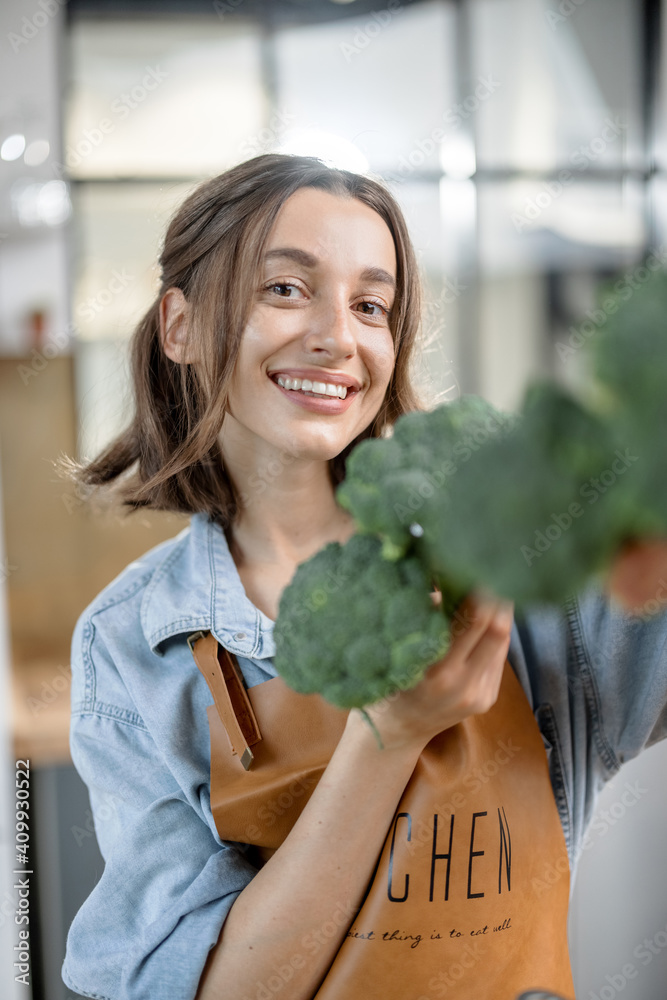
[534,702,572,858]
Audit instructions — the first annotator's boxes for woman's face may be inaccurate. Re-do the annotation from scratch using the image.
[222,186,398,464]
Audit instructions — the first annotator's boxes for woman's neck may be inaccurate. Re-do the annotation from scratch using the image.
[226,490,356,570]
[218,413,358,569]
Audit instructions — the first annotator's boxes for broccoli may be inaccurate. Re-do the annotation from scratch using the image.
[431,381,626,607]
[336,395,514,562]
[273,533,452,709]
[273,264,667,711]
[589,266,667,539]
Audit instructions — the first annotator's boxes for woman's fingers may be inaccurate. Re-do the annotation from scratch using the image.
[425,592,513,701]
[447,590,511,659]
[369,589,515,750]
[464,598,514,670]
[607,538,667,610]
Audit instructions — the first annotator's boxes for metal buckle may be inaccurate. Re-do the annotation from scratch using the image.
[187,630,207,654]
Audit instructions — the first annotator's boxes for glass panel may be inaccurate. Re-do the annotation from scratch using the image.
[65,18,265,178]
[273,0,456,175]
[654,0,667,169]
[70,182,193,459]
[649,172,667,246]
[70,181,193,340]
[477,177,646,276]
[387,178,466,403]
[471,0,643,172]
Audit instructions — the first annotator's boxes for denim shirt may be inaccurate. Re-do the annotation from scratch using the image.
[61,511,667,1000]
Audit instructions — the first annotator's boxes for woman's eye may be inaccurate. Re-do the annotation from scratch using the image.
[265,282,302,298]
[357,300,389,318]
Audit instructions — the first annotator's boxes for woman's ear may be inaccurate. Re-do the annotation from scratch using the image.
[159,287,195,363]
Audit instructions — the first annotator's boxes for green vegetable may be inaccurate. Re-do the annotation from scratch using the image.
[273,262,667,711]
[273,533,452,709]
[435,381,626,607]
[336,395,514,562]
[589,267,667,538]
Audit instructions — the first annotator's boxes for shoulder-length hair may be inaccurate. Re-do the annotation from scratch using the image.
[67,153,432,531]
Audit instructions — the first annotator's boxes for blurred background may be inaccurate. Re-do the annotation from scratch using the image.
[1,0,666,997]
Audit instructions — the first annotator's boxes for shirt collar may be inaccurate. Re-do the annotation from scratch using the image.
[140,512,276,659]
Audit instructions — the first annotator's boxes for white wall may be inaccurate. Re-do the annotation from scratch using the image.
[569,742,667,999]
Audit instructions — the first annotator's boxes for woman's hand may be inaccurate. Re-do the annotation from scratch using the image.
[606,537,667,614]
[360,590,514,753]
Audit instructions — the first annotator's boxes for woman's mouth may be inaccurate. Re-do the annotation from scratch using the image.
[268,373,359,414]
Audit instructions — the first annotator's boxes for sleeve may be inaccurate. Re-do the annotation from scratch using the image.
[61,618,260,1000]
[508,576,667,871]
[565,580,667,779]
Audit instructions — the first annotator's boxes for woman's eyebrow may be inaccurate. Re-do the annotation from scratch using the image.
[262,247,396,291]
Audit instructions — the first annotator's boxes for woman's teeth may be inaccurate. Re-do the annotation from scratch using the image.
[274,375,349,399]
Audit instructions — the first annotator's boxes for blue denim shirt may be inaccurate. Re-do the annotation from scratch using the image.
[61,511,667,1000]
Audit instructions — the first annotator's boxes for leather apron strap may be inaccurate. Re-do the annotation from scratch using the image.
[188,630,261,770]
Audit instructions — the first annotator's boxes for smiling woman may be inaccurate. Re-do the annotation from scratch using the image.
[68,155,425,533]
[59,153,667,1000]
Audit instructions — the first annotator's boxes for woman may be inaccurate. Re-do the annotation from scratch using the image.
[61,153,667,1000]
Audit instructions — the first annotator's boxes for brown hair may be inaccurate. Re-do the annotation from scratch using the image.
[66,153,432,531]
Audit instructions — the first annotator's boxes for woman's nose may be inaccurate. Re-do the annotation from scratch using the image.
[304,295,356,357]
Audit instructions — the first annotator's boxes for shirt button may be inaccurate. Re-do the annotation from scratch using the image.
[233,632,247,641]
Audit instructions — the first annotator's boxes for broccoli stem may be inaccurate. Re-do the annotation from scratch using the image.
[359,708,385,751]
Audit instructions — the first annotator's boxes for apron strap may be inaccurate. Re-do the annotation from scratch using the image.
[187,630,262,770]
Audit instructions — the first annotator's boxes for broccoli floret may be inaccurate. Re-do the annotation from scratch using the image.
[273,533,452,709]
[433,381,624,607]
[336,396,513,562]
[590,266,667,538]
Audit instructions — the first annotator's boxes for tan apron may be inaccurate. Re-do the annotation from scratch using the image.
[189,631,575,1000]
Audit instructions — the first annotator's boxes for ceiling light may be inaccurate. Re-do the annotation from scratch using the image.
[11,179,71,226]
[1,134,26,161]
[24,139,50,166]
[277,129,369,174]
